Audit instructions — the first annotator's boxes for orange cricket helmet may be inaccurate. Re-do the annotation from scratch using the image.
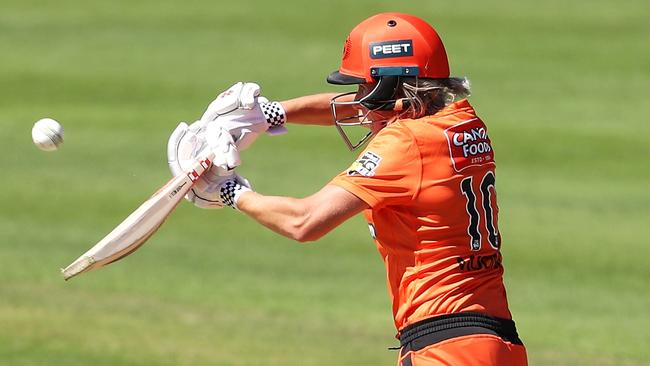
[327,12,450,85]
[327,13,451,150]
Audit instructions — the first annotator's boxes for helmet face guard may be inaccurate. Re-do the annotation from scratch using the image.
[330,91,375,151]
[330,71,414,151]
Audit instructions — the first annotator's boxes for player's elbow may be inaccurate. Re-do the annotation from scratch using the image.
[292,228,323,243]
[287,215,325,243]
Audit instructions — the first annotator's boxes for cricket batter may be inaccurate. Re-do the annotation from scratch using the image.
[168,12,528,365]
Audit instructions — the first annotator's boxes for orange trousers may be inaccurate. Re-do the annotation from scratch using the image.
[397,334,528,366]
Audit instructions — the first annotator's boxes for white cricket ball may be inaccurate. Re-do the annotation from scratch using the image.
[32,118,64,152]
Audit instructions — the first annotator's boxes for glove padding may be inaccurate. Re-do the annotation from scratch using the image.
[200,81,288,151]
[167,122,242,209]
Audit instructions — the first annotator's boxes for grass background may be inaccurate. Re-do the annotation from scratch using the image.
[1,0,648,365]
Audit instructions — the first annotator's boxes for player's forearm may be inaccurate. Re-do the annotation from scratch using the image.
[236,191,319,242]
[236,186,367,243]
[281,93,355,126]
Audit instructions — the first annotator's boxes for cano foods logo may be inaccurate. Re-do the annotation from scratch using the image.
[445,118,495,172]
[347,151,382,177]
[369,40,413,59]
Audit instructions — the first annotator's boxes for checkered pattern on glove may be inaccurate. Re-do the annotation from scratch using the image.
[261,101,287,128]
[219,176,252,210]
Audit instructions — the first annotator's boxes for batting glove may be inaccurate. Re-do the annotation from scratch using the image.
[200,81,288,151]
[167,124,242,209]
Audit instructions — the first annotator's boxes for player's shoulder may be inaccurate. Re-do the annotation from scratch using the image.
[365,119,418,154]
[392,100,497,168]
[363,99,492,158]
[348,121,421,177]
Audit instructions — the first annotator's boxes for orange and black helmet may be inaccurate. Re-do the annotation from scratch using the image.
[328,13,449,86]
[328,13,451,150]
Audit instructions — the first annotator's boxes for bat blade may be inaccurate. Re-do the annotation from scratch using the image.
[62,152,215,280]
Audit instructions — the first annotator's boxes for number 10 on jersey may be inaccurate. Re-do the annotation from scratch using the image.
[461,171,501,251]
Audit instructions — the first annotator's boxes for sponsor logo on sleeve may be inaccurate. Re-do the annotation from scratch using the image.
[369,40,413,59]
[347,151,382,177]
[444,118,495,172]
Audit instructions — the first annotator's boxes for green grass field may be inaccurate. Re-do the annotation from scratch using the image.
[1,0,648,365]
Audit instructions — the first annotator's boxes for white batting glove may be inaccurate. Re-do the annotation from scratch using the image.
[201,82,288,151]
[200,82,261,122]
[167,123,242,209]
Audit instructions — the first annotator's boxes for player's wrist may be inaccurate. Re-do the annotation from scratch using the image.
[261,101,287,128]
[231,189,255,212]
[220,177,253,210]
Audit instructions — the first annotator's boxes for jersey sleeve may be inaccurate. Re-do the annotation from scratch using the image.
[329,123,422,209]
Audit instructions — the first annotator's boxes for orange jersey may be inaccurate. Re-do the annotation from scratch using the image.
[330,99,512,331]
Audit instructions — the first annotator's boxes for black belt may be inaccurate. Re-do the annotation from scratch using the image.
[398,312,523,352]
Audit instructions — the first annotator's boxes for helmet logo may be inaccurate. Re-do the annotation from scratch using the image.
[369,40,413,59]
[342,36,352,60]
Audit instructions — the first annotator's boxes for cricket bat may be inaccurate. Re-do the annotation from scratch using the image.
[61,151,216,281]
